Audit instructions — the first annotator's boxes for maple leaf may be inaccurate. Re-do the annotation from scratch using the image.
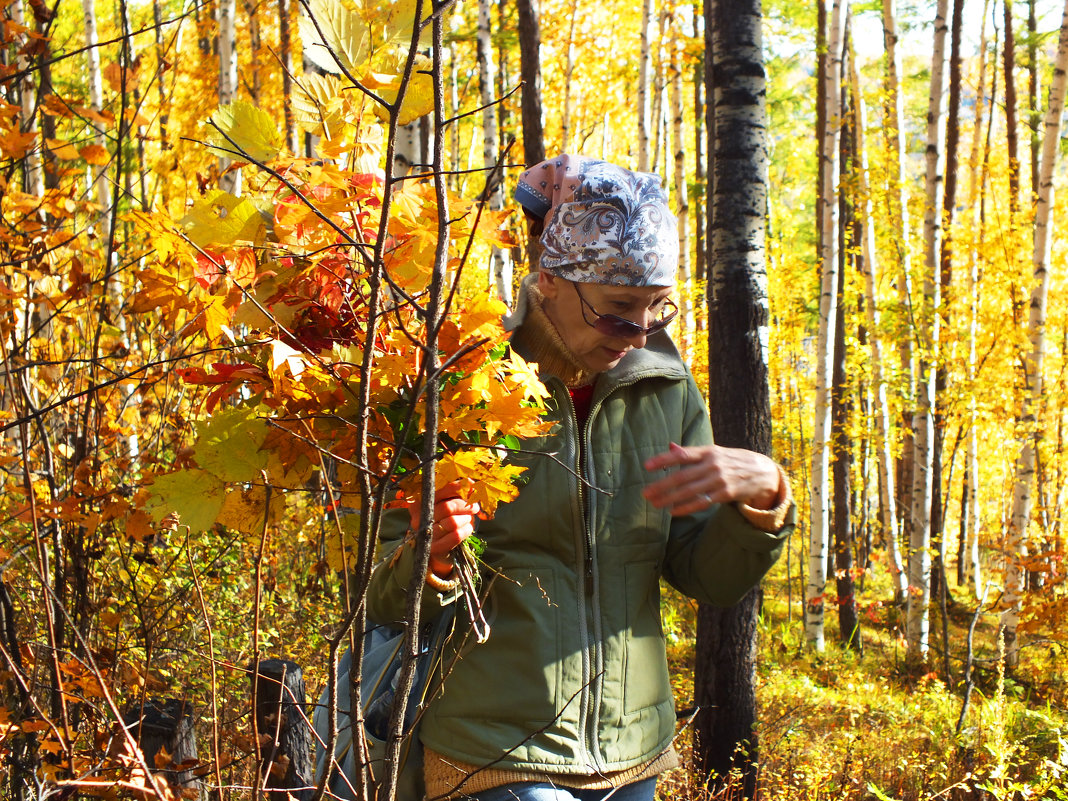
[192,406,270,483]
[207,100,284,163]
[180,190,266,248]
[145,469,227,533]
[79,143,109,165]
[216,484,284,535]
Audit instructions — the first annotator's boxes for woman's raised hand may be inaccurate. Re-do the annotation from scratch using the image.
[409,480,481,578]
[642,442,781,517]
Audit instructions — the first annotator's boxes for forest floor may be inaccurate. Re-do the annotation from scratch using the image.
[658,556,1068,801]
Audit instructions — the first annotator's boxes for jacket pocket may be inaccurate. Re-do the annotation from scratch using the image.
[435,567,562,725]
[622,560,672,716]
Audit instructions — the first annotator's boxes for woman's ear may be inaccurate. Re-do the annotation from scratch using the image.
[537,270,559,300]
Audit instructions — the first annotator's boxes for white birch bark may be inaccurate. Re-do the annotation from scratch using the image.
[1002,0,1068,667]
[883,0,916,542]
[671,24,694,353]
[218,0,241,193]
[81,0,112,240]
[908,0,950,661]
[477,0,512,306]
[561,0,579,152]
[849,53,906,602]
[13,0,43,197]
[963,0,992,598]
[806,0,846,652]
[638,0,654,171]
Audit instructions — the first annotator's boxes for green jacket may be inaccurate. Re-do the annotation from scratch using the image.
[366,307,793,777]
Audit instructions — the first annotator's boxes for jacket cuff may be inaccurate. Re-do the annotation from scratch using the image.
[736,464,793,533]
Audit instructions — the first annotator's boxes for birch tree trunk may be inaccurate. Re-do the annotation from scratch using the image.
[218,0,241,193]
[279,0,297,152]
[1002,0,1068,668]
[908,0,949,662]
[477,0,512,305]
[697,0,769,792]
[670,14,694,351]
[849,38,906,604]
[806,0,845,652]
[638,0,654,171]
[882,0,915,549]
[13,0,43,197]
[961,0,992,597]
[561,0,579,151]
[81,0,112,240]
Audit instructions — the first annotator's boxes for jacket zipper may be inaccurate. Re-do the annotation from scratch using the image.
[579,376,646,774]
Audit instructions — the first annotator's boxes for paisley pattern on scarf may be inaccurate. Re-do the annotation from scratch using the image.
[514,154,678,287]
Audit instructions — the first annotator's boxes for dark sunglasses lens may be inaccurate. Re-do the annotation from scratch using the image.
[595,316,642,338]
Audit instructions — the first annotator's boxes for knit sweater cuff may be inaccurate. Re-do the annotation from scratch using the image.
[736,463,793,533]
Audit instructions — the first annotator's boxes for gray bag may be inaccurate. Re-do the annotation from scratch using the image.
[314,611,454,800]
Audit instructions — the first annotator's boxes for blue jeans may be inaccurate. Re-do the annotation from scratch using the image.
[464,777,657,801]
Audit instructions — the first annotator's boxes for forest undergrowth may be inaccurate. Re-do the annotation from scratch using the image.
[659,556,1068,801]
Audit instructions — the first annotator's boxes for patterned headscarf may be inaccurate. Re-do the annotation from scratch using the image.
[514,154,678,286]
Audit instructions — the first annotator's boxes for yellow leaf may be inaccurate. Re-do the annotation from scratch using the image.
[47,138,80,160]
[292,73,351,139]
[365,60,434,126]
[207,100,284,163]
[179,190,266,247]
[300,0,369,76]
[202,295,230,341]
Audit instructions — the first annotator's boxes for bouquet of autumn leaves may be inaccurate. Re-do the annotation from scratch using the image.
[130,90,551,567]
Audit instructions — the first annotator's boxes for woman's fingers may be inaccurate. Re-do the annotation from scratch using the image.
[643,444,780,515]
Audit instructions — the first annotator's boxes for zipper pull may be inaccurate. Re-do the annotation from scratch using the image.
[584,555,594,595]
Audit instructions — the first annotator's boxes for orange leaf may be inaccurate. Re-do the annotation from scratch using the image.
[79,143,109,165]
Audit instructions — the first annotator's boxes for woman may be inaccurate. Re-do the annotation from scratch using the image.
[366,154,794,801]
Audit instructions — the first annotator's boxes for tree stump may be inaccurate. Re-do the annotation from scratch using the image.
[122,698,202,795]
[249,659,313,799]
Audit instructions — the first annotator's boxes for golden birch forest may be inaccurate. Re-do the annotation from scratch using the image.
[2,0,1068,797]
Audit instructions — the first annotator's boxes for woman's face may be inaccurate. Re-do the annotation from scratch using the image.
[538,272,675,374]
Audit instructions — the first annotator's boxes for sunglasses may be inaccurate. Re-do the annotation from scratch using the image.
[571,282,678,339]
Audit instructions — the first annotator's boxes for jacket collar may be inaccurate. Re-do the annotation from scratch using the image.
[503,274,689,388]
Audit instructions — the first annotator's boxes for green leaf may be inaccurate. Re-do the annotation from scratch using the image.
[193,406,269,483]
[179,190,266,248]
[207,100,284,163]
[145,469,227,533]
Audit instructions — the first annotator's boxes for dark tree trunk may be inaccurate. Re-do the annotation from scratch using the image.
[1003,0,1019,214]
[697,0,769,795]
[834,48,859,650]
[516,0,545,166]
[250,659,313,799]
[123,699,202,794]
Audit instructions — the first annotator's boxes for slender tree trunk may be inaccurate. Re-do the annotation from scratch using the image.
[961,0,992,596]
[697,0,769,793]
[670,13,694,352]
[1029,0,1040,206]
[1004,0,1020,214]
[849,31,906,603]
[908,0,950,663]
[478,0,512,305]
[13,0,43,197]
[516,0,545,166]
[834,40,858,648]
[81,0,112,241]
[279,0,297,153]
[218,0,240,192]
[807,0,844,653]
[560,0,579,151]
[882,0,915,556]
[1003,0,1068,668]
[638,0,654,171]
[693,4,706,287]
